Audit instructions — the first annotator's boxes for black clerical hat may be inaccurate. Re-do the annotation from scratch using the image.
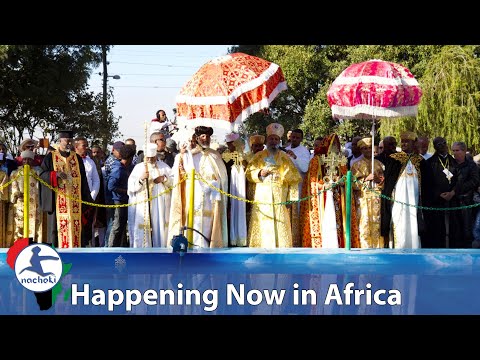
[58,130,74,139]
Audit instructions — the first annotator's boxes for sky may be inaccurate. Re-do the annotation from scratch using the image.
[87,45,233,150]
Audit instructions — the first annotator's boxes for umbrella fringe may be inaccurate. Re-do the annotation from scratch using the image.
[330,104,419,119]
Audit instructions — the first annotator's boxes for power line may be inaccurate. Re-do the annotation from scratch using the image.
[113,61,198,67]
[114,85,182,88]
[110,48,230,56]
[116,73,191,76]
[109,52,219,58]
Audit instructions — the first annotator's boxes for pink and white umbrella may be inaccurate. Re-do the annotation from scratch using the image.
[327,59,422,120]
[175,52,288,133]
[327,59,422,175]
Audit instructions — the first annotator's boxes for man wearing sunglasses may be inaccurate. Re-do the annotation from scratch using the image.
[39,130,93,248]
[150,131,175,168]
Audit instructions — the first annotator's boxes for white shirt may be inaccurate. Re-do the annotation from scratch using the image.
[285,144,311,177]
[81,155,100,201]
[422,152,433,160]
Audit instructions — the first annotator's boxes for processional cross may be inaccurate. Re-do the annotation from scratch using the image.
[222,151,244,168]
[320,153,347,183]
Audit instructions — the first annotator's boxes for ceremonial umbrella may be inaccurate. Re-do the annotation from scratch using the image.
[175,52,288,133]
[327,59,423,172]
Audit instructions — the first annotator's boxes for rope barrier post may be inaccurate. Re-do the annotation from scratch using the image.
[187,168,195,247]
[345,170,352,250]
[23,164,30,239]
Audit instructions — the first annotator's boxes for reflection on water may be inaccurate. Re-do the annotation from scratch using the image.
[1,249,480,315]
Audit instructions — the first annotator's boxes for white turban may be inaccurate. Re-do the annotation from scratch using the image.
[145,143,158,157]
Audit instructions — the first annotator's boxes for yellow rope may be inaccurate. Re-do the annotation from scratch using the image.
[16,168,477,212]
[0,169,23,190]
[30,170,188,208]
[195,172,344,206]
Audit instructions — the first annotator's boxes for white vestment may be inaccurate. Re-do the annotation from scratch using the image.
[321,189,340,248]
[81,155,100,201]
[169,147,228,248]
[286,144,311,214]
[229,163,247,246]
[391,160,421,249]
[127,160,173,248]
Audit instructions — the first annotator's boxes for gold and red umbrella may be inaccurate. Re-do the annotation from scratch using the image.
[175,52,287,132]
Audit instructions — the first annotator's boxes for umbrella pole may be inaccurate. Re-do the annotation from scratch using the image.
[371,120,376,188]
[187,168,195,247]
[345,170,352,250]
[23,164,30,239]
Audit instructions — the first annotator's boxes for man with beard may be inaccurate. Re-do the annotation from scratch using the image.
[128,143,173,248]
[169,126,228,248]
[39,130,93,248]
[246,123,302,248]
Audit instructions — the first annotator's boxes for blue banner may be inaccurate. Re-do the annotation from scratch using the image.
[1,248,480,315]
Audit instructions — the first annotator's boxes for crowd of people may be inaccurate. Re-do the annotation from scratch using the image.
[1,115,480,250]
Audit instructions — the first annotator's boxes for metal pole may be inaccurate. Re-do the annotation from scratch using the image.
[187,168,195,247]
[371,119,376,189]
[345,170,352,250]
[23,164,30,239]
[101,45,108,126]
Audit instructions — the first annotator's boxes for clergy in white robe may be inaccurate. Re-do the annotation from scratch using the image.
[128,143,173,248]
[223,132,247,247]
[169,126,228,248]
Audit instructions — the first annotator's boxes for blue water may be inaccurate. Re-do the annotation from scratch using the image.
[1,248,480,315]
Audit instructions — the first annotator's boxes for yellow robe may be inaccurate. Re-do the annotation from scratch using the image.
[9,166,43,242]
[246,149,302,248]
[351,157,385,248]
[1,170,10,247]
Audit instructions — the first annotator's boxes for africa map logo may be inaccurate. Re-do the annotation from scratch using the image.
[7,238,72,311]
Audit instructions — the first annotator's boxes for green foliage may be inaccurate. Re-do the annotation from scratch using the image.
[0,45,7,59]
[0,45,119,154]
[415,45,480,153]
[229,45,471,148]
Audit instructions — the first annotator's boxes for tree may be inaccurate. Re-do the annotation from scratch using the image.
[414,45,480,153]
[0,45,120,154]
[225,45,480,153]
[0,45,7,59]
